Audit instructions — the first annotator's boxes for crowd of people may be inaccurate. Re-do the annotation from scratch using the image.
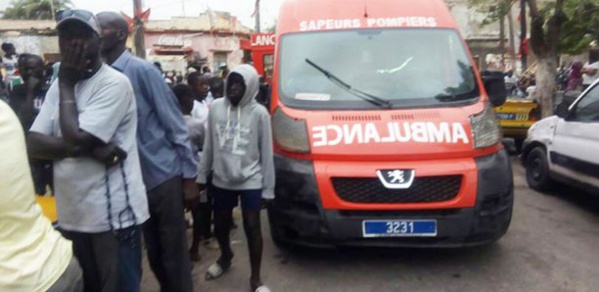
[1,9,274,292]
[502,49,599,101]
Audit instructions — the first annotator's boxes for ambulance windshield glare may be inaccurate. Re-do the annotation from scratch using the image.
[305,58,392,109]
[279,29,479,109]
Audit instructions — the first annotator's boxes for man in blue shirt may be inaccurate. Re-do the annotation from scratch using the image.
[97,12,198,292]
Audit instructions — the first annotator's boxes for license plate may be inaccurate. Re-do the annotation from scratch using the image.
[496,113,516,120]
[496,113,529,120]
[362,220,437,237]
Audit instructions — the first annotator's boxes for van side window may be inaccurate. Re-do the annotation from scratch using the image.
[574,85,599,122]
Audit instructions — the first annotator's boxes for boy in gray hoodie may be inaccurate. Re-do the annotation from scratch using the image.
[197,64,274,292]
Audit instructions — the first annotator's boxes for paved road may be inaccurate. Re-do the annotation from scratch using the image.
[141,157,599,292]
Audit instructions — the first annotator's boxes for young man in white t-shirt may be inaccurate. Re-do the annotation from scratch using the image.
[189,72,215,123]
[28,10,149,292]
[582,50,599,89]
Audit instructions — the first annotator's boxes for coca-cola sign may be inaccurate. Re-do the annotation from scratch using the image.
[157,35,191,46]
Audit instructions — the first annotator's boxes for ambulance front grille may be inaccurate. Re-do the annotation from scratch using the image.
[332,114,382,122]
[331,176,462,204]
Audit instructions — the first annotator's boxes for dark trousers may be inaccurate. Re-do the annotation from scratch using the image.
[143,176,193,292]
[192,189,213,241]
[61,226,142,292]
[31,159,52,195]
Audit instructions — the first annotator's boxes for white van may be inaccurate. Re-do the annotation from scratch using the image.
[522,83,599,194]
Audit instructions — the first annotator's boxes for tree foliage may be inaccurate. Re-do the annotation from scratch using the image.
[2,0,72,20]
[469,0,517,27]
[471,0,599,55]
[557,0,599,55]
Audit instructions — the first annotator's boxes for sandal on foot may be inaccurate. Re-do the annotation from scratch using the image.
[205,261,230,280]
[254,285,271,292]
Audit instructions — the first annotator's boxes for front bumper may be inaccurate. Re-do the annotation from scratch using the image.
[501,127,530,139]
[268,151,514,248]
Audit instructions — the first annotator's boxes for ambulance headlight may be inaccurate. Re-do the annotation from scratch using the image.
[470,105,501,149]
[272,107,311,153]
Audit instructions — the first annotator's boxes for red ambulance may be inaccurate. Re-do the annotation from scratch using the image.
[268,0,512,247]
[249,33,276,80]
[241,33,275,81]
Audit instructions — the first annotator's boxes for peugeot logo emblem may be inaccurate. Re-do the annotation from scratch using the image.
[377,169,416,189]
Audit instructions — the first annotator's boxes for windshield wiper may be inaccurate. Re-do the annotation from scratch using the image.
[435,90,479,102]
[305,59,392,109]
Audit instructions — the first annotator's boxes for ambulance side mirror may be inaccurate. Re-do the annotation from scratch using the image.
[481,70,507,107]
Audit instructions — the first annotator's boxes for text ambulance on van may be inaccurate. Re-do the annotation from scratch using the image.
[268,0,512,247]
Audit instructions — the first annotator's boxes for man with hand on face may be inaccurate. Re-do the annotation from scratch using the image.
[27,10,149,292]
[198,64,275,292]
[97,12,197,292]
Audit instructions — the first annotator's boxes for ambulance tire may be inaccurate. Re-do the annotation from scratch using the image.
[525,147,554,193]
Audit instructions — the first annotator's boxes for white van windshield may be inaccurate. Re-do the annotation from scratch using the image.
[279,29,479,109]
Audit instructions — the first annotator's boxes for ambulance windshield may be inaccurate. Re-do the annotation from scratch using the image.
[279,28,479,109]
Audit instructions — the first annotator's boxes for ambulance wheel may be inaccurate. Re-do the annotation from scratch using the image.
[525,147,554,193]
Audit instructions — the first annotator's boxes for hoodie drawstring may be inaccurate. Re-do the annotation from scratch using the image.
[222,105,242,152]
[237,107,241,151]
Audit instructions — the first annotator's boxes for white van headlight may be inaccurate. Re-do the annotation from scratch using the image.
[272,107,311,153]
[470,105,501,149]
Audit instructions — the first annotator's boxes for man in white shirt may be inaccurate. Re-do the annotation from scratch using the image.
[27,10,149,292]
[188,71,214,127]
[582,49,599,90]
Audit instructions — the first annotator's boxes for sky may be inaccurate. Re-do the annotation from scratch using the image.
[0,0,283,29]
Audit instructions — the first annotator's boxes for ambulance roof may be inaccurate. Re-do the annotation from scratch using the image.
[277,0,457,35]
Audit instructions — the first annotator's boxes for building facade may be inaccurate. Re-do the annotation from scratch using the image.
[0,20,60,62]
[144,11,251,75]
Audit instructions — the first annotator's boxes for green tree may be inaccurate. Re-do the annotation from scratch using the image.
[2,0,72,20]
[472,0,599,117]
[558,0,599,55]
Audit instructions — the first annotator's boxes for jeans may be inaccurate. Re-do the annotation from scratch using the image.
[61,225,142,292]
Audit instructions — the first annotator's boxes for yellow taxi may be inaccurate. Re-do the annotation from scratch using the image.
[495,98,540,152]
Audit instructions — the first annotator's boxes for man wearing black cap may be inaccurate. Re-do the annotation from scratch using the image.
[27,10,149,292]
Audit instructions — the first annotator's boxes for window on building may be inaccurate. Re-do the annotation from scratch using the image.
[213,52,228,73]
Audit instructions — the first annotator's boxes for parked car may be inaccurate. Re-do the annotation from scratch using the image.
[521,85,599,194]
[495,98,541,152]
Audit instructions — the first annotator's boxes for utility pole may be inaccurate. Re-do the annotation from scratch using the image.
[255,0,261,33]
[507,5,517,71]
[520,0,527,71]
[134,0,146,59]
[499,12,506,70]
